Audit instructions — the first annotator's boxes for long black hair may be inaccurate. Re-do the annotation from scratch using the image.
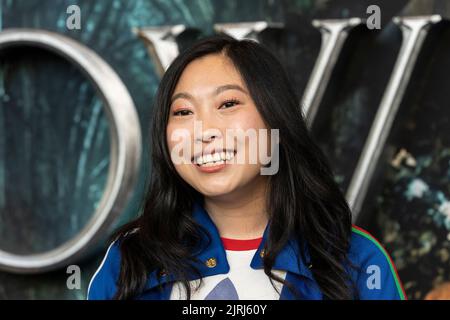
[112,33,356,300]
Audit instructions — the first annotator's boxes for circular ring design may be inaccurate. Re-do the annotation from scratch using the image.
[0,29,142,273]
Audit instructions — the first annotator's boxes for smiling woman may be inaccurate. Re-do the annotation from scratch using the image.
[87,33,406,300]
[166,52,272,210]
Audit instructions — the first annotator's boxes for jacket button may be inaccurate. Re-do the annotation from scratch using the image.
[259,249,265,258]
[159,269,167,277]
[205,257,217,268]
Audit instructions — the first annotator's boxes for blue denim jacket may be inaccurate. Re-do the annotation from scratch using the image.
[87,202,406,300]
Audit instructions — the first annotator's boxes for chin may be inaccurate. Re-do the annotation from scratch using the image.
[196,184,237,198]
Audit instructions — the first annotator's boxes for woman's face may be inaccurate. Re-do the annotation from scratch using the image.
[166,53,270,198]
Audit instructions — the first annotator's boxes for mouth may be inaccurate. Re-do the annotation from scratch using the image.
[192,149,237,167]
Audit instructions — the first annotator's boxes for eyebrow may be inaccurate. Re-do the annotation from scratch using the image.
[171,84,248,104]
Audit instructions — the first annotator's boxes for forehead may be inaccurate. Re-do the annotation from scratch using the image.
[174,53,245,92]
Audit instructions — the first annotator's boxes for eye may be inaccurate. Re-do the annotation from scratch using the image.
[172,109,193,116]
[219,98,240,109]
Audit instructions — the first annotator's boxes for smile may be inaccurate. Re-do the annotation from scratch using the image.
[193,149,236,167]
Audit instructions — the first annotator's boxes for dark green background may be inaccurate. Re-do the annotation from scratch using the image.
[0,0,449,299]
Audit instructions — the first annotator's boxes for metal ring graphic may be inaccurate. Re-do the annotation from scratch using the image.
[0,29,142,273]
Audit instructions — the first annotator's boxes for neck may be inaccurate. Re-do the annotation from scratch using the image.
[204,176,269,240]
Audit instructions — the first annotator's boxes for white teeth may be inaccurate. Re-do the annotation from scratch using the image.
[194,150,235,166]
[194,155,204,165]
[203,162,215,167]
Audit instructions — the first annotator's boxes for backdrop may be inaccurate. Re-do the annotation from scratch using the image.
[0,0,449,299]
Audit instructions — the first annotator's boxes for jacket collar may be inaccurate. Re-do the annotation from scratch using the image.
[144,200,314,291]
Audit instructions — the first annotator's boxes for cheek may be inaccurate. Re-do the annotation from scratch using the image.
[230,103,267,132]
[231,112,264,130]
[166,123,176,151]
[227,109,269,158]
[166,123,193,164]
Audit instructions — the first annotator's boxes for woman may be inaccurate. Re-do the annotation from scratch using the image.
[87,34,406,300]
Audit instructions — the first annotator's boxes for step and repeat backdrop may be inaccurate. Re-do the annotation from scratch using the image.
[0,0,449,299]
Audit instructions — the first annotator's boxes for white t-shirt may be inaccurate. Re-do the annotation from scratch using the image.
[170,237,286,300]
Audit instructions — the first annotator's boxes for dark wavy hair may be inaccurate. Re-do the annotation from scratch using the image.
[112,33,356,300]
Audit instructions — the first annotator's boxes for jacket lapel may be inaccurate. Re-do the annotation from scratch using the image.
[142,200,316,299]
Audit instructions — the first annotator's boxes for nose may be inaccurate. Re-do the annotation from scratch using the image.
[200,128,220,143]
[194,109,223,144]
